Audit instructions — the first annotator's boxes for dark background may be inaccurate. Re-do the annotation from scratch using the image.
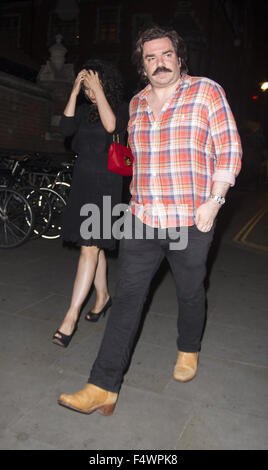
[0,0,267,178]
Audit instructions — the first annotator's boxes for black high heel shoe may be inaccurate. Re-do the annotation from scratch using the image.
[52,324,78,348]
[85,297,112,322]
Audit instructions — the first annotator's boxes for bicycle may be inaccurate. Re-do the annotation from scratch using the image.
[0,154,70,239]
[20,155,72,239]
[0,155,52,239]
[18,153,73,201]
[47,160,73,203]
[0,187,34,248]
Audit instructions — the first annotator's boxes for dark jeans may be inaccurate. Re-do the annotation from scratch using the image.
[89,214,215,393]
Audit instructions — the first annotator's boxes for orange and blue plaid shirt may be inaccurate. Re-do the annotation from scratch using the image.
[127,74,242,227]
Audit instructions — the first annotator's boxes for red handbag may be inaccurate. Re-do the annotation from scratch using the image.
[108,135,133,176]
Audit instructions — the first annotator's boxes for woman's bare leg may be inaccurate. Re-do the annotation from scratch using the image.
[90,249,110,313]
[55,245,100,337]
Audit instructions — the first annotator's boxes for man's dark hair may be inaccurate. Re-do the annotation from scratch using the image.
[132,24,188,82]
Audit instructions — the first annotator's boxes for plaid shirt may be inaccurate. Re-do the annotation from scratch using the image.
[127,74,242,227]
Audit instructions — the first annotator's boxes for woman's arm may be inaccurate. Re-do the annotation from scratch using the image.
[63,70,85,117]
[60,71,86,136]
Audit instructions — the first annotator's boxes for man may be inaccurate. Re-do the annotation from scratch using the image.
[58,25,242,415]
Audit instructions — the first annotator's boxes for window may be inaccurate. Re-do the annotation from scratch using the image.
[96,6,121,43]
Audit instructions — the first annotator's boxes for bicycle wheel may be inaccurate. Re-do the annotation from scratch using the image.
[39,188,66,239]
[0,188,34,248]
[48,181,70,203]
[20,186,52,239]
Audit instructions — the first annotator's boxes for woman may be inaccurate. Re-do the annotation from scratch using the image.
[52,59,128,347]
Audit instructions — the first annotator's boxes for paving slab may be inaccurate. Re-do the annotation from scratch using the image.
[202,320,268,367]
[177,405,268,450]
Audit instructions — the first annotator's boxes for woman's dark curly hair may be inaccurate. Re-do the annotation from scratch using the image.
[132,25,188,83]
[79,59,124,122]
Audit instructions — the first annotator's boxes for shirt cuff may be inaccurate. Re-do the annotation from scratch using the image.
[212,170,235,186]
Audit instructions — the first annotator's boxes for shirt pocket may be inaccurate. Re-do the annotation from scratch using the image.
[169,110,208,147]
[169,110,200,126]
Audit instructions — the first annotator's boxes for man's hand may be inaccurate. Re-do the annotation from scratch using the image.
[195,199,221,232]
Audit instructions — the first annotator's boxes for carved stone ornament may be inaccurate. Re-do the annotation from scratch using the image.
[37,35,75,83]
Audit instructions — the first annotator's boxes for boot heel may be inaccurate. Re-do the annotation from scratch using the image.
[97,403,116,416]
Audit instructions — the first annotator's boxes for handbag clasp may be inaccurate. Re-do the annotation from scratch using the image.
[124,156,132,166]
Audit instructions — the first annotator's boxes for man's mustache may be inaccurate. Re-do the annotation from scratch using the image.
[152,67,172,75]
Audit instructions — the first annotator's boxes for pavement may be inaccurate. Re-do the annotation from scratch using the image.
[0,185,267,451]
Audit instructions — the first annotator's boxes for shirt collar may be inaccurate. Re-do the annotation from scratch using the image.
[139,73,191,102]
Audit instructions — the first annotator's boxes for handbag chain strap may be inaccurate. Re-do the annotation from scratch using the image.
[112,134,120,143]
[113,133,129,147]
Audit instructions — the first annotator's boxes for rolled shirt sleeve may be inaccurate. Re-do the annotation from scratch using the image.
[208,84,242,186]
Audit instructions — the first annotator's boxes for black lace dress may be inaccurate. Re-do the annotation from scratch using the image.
[60,102,129,250]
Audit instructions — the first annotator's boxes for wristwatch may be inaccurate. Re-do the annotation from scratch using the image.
[209,194,225,205]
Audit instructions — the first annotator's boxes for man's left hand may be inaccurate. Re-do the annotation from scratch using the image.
[195,199,221,232]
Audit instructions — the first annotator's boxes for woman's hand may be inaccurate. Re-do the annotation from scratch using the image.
[63,70,88,116]
[83,70,103,95]
[71,70,88,97]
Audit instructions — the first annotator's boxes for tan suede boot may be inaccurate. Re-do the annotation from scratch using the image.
[173,351,199,382]
[58,384,118,415]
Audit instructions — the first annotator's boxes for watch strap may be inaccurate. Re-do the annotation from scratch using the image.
[209,194,225,205]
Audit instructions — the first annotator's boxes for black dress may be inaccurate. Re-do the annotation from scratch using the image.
[60,102,129,250]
